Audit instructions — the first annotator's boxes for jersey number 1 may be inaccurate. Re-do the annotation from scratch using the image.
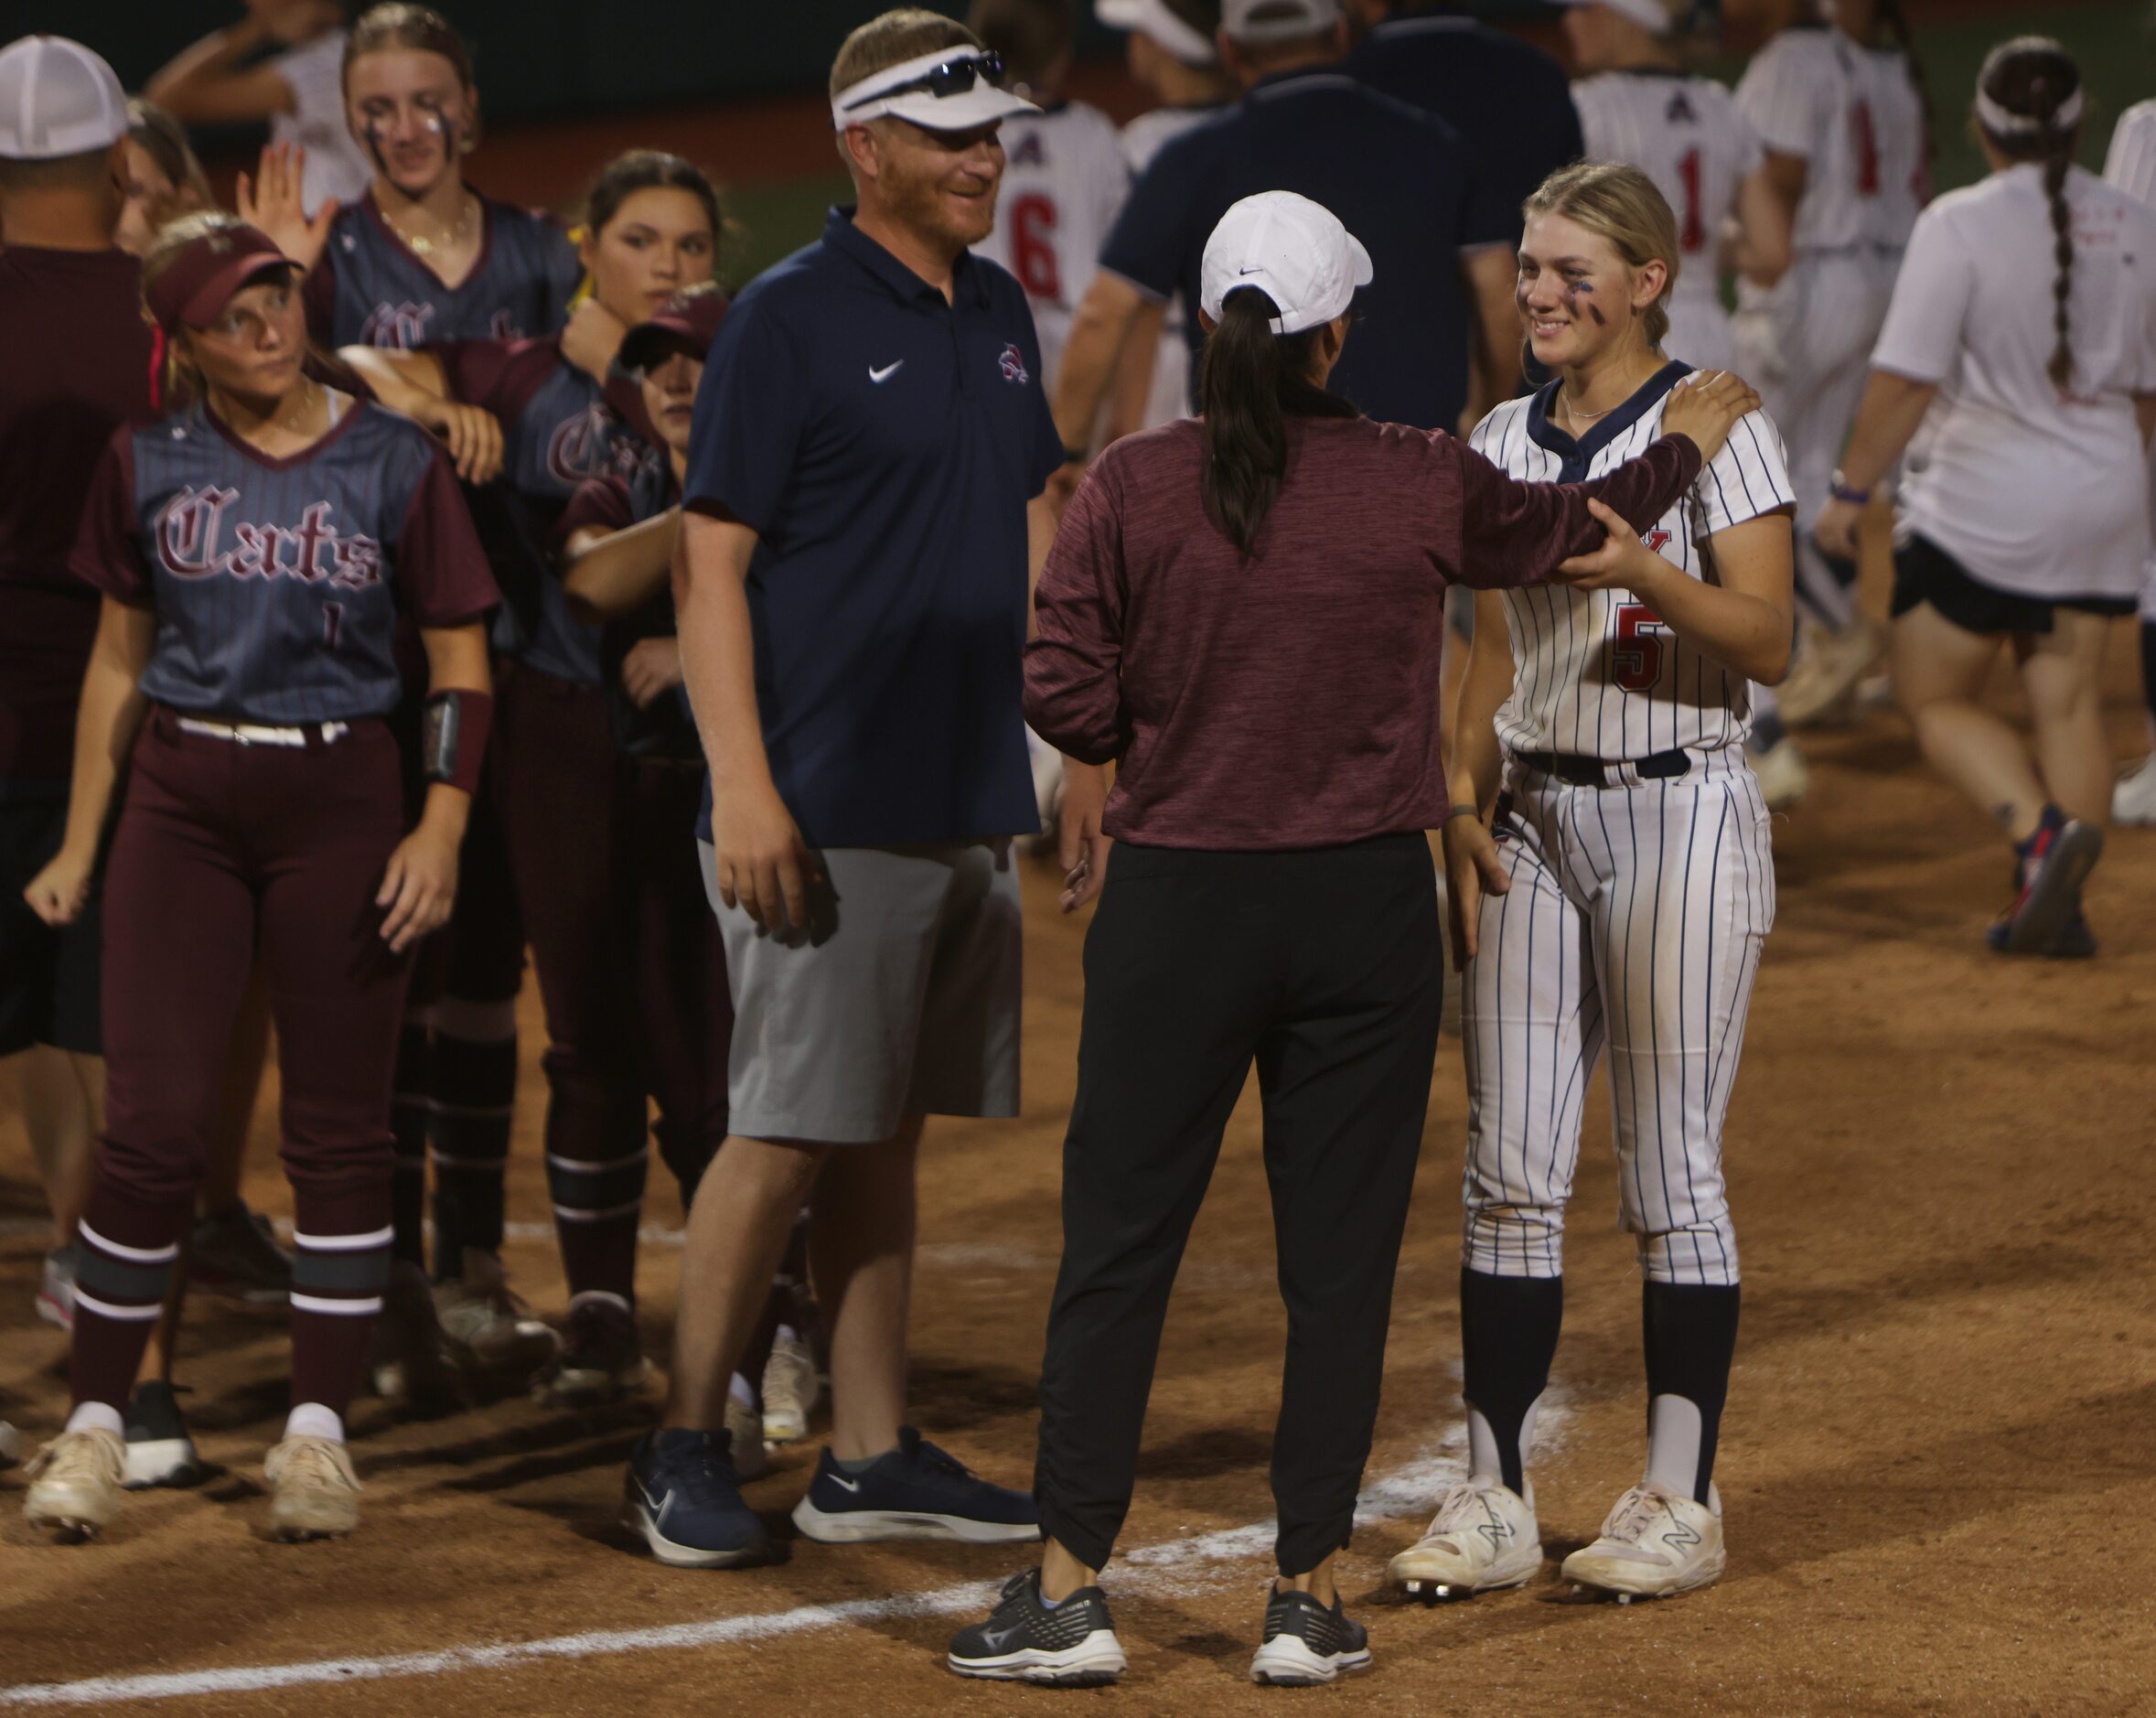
[1851,100,1881,196]
[323,602,343,649]
[1677,149,1705,252]
[1614,601,1666,693]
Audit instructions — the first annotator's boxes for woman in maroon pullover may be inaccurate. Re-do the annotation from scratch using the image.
[947,191,1756,1690]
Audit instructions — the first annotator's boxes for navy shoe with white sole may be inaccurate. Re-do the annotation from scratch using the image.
[1249,1587,1373,1686]
[622,1427,770,1568]
[792,1426,1039,1544]
[948,1567,1127,1685]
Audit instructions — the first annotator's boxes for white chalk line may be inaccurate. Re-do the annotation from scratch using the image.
[0,1408,1567,1711]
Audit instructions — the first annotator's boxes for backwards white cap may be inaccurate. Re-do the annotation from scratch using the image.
[1095,0,1219,67]
[831,47,1039,134]
[1549,0,1682,36]
[1220,0,1341,45]
[1200,190,1372,336]
[0,35,127,161]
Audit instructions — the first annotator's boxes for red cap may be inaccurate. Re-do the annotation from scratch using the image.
[144,224,298,335]
[618,288,729,372]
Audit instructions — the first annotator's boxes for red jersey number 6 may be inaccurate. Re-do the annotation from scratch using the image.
[1614,602,1666,693]
[1009,193,1061,302]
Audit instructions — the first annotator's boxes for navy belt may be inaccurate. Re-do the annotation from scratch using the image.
[1516,748,1689,788]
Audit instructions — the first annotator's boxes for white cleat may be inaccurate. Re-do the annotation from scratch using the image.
[1748,737,1809,811]
[1781,617,1885,729]
[265,1434,362,1541]
[1388,1479,1542,1601]
[1561,1481,1725,1601]
[435,1250,558,1375]
[723,1391,770,1482]
[23,1428,126,1540]
[2113,755,2156,828]
[761,1329,820,1444]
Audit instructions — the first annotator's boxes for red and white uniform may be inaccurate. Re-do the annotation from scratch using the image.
[1118,102,1225,427]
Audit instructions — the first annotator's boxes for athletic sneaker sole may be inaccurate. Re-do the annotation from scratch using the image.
[620,1498,771,1569]
[791,1498,1043,1544]
[2005,822,2103,955]
[947,1632,1127,1687]
[1249,1636,1373,1686]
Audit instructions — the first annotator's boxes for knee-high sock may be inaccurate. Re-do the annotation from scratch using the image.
[428,995,518,1275]
[546,1137,648,1310]
[289,1189,394,1419]
[1642,1280,1742,1503]
[70,1187,191,1412]
[1460,1267,1562,1496]
[390,1017,431,1271]
[2140,620,2156,729]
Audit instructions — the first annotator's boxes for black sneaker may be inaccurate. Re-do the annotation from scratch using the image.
[187,1203,293,1305]
[123,1380,205,1489]
[621,1427,771,1568]
[790,1426,1040,1544]
[947,1567,1127,1686]
[1249,1587,1373,1686]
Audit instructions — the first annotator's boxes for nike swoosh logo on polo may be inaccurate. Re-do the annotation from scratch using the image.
[870,360,905,383]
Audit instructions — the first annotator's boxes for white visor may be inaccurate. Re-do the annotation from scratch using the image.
[831,48,1040,134]
[1220,0,1341,44]
[1200,189,1373,336]
[1095,0,1219,66]
[1549,0,1679,35]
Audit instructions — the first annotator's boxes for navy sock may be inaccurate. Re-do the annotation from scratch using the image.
[1460,1268,1562,1495]
[1641,1281,1742,1501]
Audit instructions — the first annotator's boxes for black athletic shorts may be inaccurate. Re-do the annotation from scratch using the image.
[1891,534,2138,636]
[0,796,102,1058]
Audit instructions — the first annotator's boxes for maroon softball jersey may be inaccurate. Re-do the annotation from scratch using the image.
[1024,416,1704,851]
[0,246,160,788]
[71,401,498,724]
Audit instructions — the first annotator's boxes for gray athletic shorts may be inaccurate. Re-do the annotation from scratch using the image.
[700,840,1023,1144]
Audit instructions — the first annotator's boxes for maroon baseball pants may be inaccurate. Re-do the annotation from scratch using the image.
[70,710,411,1420]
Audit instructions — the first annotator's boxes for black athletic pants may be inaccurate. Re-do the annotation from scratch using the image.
[1033,833,1443,1577]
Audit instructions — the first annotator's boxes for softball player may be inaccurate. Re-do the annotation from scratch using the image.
[1816,39,2154,958]
[19,213,496,1542]
[343,151,719,1388]
[302,4,580,349]
[114,100,214,259]
[1733,0,1925,720]
[2102,92,2156,826]
[1392,161,1793,1605]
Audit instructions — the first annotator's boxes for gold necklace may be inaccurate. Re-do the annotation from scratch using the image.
[387,192,476,258]
[274,378,322,437]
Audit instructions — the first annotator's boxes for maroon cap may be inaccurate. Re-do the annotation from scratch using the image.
[145,223,298,335]
[618,288,729,372]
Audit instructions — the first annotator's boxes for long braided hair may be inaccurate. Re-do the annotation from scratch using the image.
[1977,38,2085,392]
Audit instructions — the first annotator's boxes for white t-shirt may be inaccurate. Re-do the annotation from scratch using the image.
[272,29,375,217]
[1118,102,1224,428]
[1471,370,1795,759]
[972,101,1128,391]
[1874,164,2156,603]
[1574,70,1761,373]
[1734,27,1923,256]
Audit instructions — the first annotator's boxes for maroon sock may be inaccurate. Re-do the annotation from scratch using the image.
[391,1020,430,1271]
[70,1185,192,1412]
[289,1186,393,1418]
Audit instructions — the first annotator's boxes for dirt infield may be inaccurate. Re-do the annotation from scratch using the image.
[2,621,2152,1714]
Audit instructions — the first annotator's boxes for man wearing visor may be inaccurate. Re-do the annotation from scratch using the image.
[621,9,1088,1571]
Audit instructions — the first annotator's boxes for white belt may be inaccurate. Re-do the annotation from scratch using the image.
[176,716,350,747]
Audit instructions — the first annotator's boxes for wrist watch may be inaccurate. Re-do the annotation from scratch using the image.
[1829,468,1872,506]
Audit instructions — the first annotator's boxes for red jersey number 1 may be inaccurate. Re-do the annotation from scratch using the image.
[1851,99,1881,196]
[323,602,343,649]
[1677,148,1705,252]
[1614,602,1666,693]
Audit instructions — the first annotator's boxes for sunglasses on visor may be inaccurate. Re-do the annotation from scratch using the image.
[841,50,1008,111]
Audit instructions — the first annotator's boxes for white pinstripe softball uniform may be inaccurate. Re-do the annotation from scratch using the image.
[1459,364,1791,1288]
[1572,70,1763,374]
[2106,98,2156,624]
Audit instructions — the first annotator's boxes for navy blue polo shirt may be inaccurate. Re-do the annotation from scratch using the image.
[1099,69,1508,433]
[1346,9,1584,244]
[682,207,1062,849]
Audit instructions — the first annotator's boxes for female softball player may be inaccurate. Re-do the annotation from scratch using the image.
[1390,161,1794,1606]
[1733,0,1926,722]
[343,151,719,1390]
[19,212,496,1542]
[2102,88,2156,827]
[1816,39,2156,958]
[555,284,821,1452]
[114,100,214,259]
[949,189,1753,1687]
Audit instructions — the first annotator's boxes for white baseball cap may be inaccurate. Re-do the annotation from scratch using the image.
[1220,0,1342,45]
[0,36,127,162]
[831,47,1039,135]
[1200,190,1372,336]
[1095,0,1219,67]
[1550,0,1683,35]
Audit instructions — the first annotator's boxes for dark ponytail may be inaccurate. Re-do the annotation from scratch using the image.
[1978,37,2084,392]
[1198,289,1357,558]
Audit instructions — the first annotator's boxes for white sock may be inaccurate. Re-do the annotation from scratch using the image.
[1641,1394,1702,1499]
[66,1401,123,1439]
[284,1401,345,1444]
[727,1372,756,1411]
[1464,1393,1539,1496]
[773,1323,798,1348]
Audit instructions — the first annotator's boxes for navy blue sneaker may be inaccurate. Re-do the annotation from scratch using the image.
[791,1426,1040,1544]
[622,1427,770,1568]
[1249,1587,1373,1686]
[948,1567,1127,1685]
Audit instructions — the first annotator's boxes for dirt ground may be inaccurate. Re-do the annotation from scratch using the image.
[3,629,2154,1715]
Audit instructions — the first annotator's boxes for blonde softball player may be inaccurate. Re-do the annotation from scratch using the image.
[1733,0,1925,720]
[1816,39,2156,958]
[2102,89,2156,825]
[1392,161,1794,1605]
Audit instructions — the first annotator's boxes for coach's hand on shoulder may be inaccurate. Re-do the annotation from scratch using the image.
[1057,762,1110,915]
[1658,370,1762,467]
[236,142,338,275]
[1441,808,1509,972]
[22,843,95,929]
[712,779,823,936]
[377,816,462,954]
[413,399,505,486]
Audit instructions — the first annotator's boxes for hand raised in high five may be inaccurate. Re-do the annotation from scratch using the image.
[236,142,337,274]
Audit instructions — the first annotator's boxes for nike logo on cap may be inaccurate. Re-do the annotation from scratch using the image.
[870,360,905,383]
